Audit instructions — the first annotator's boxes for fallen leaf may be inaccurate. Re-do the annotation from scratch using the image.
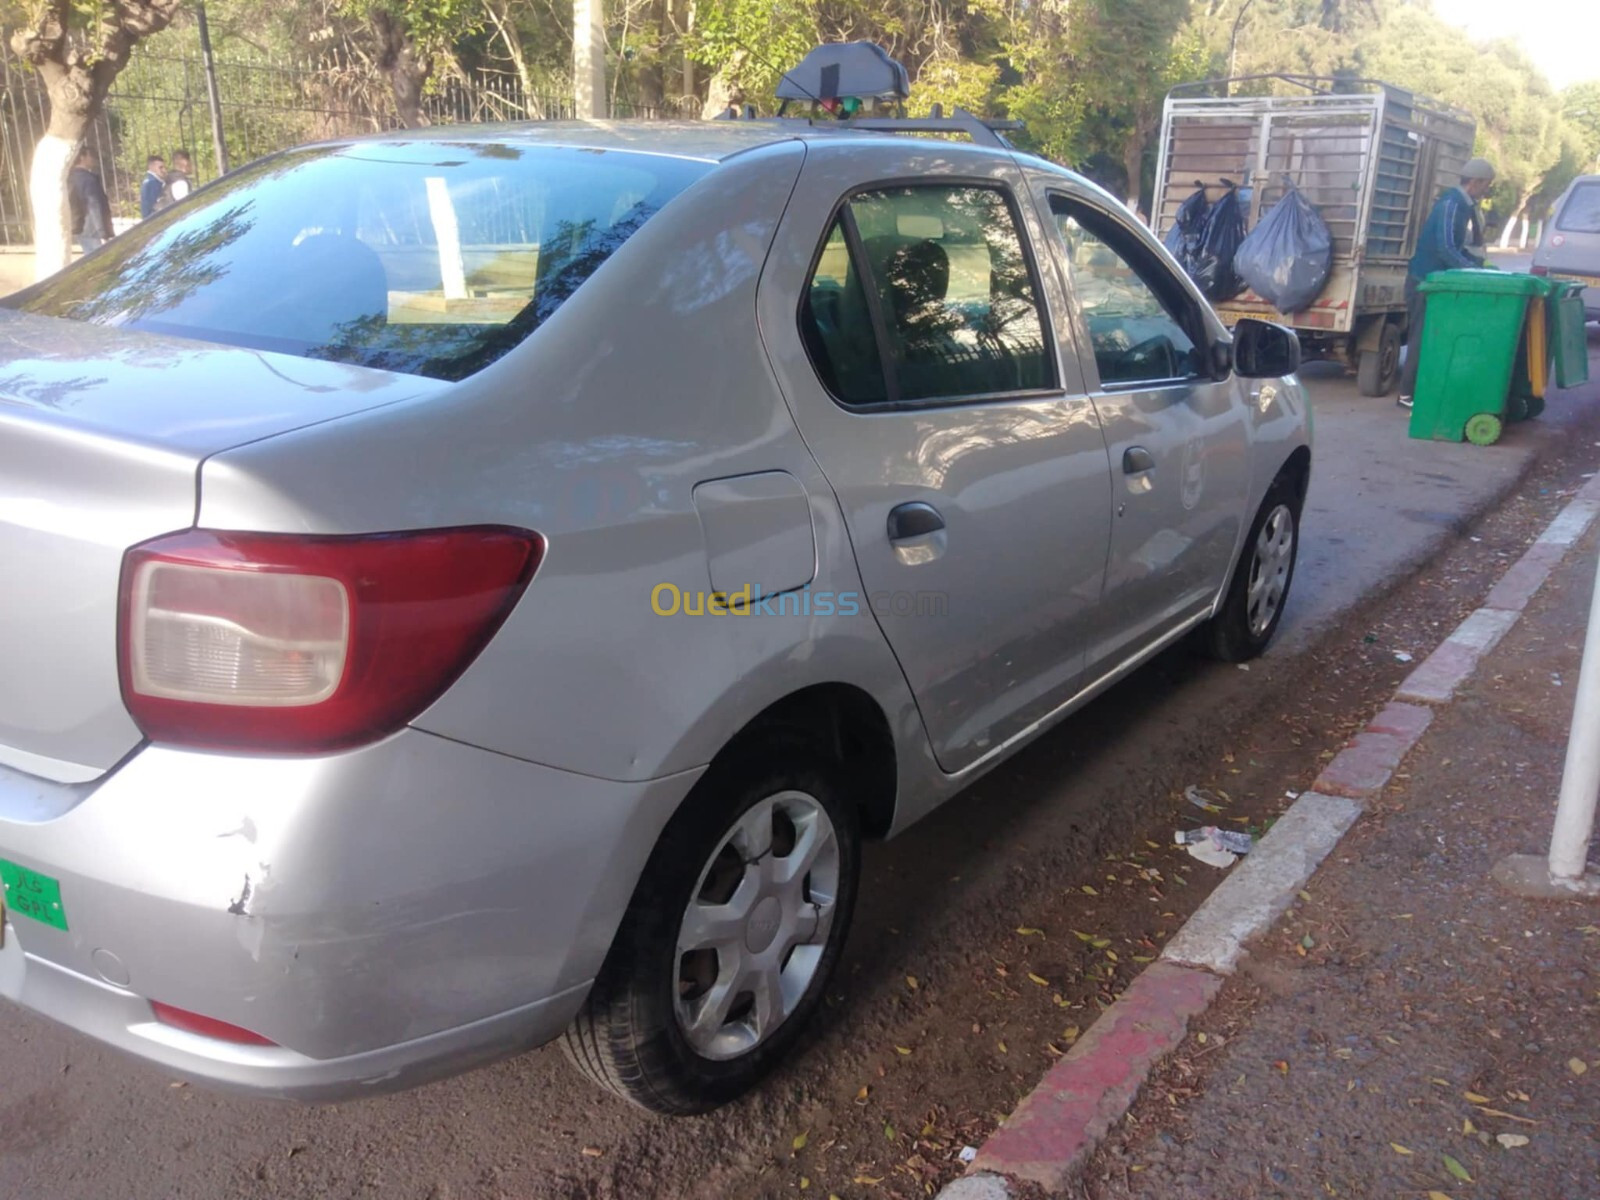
[1429,1078,1450,1087]
[1274,1060,1289,1074]
[800,1178,810,1191]
[1090,937,1111,949]
[1105,950,1119,963]
[1298,890,1312,902]
[1391,1143,1414,1156]
[1463,1091,1491,1104]
[1062,1025,1081,1043]
[894,1046,912,1056]
[1132,954,1154,963]
[906,975,919,991]
[1045,1042,1064,1056]
[853,1176,884,1185]
[792,1132,808,1152]
[1569,1058,1588,1076]
[884,1123,896,1142]
[1428,1193,1454,1200]
[1496,1134,1529,1149]
[997,1041,1008,1054]
[855,1086,869,1102]
[1016,927,1044,937]
[1197,1032,1208,1045]
[1301,933,1315,950]
[1081,885,1098,895]
[581,1146,604,1158]
[1443,1153,1473,1183]
[1027,972,1049,987]
[1513,1090,1531,1102]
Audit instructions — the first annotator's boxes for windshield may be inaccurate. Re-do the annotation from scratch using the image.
[1556,182,1600,235]
[12,141,710,381]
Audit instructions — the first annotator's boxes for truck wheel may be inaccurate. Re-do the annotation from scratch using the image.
[1357,322,1401,396]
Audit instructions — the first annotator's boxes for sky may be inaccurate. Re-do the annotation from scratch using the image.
[1431,0,1600,90]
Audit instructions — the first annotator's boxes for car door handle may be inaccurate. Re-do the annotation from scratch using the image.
[887,501,945,541]
[1123,447,1156,474]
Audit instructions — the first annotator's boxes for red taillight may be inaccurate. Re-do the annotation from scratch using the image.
[150,1000,277,1046]
[119,526,541,753]
[1530,264,1549,276]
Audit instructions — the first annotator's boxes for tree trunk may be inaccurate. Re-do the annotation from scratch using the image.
[1123,128,1146,215]
[701,52,745,119]
[28,128,80,279]
[372,9,431,129]
[573,0,606,118]
[1498,191,1532,249]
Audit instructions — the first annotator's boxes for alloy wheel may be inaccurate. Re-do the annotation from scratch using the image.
[1246,503,1295,638]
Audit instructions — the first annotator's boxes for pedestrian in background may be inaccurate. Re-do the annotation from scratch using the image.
[156,149,194,211]
[1397,156,1496,408]
[67,147,114,256]
[140,154,166,220]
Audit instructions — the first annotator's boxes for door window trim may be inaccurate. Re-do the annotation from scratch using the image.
[1046,189,1213,394]
[796,176,1063,413]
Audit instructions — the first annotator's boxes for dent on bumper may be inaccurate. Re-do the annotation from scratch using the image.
[0,926,589,1100]
[0,730,702,1095]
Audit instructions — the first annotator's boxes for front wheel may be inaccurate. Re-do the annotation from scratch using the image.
[1204,482,1300,662]
[562,745,860,1114]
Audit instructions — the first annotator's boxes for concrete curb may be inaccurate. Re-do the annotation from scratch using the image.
[935,474,1600,1200]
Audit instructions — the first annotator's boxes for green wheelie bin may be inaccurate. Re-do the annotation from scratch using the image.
[1408,270,1552,446]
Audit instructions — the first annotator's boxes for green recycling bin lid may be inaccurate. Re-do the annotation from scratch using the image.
[1418,269,1551,296]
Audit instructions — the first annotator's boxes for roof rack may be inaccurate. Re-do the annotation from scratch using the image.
[802,106,1023,149]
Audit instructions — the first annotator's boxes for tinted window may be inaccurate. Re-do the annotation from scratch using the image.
[1556,182,1600,234]
[801,184,1054,406]
[1049,195,1205,387]
[14,142,709,381]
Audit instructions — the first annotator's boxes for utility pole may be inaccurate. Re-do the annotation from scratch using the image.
[573,0,607,119]
[196,2,230,174]
[1494,548,1600,898]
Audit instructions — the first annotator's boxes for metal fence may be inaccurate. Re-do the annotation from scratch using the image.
[0,45,677,245]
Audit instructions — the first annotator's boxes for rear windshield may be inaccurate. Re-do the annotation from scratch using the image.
[11,141,710,380]
[1556,182,1600,235]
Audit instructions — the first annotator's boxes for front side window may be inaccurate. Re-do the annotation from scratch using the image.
[801,184,1054,406]
[1050,194,1205,387]
[1556,182,1600,234]
[14,142,709,381]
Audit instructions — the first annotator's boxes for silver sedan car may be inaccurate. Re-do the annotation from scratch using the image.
[0,111,1309,1114]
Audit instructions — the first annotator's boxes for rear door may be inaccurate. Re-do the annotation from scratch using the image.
[758,142,1113,774]
[1032,183,1251,676]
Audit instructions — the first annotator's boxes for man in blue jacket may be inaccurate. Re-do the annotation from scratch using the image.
[139,155,165,220]
[1398,156,1496,407]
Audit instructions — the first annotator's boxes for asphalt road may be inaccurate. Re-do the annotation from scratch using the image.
[3,347,1596,1200]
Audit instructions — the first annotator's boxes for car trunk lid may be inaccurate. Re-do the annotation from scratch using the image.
[0,310,448,782]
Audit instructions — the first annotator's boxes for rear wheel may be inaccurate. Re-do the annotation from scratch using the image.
[1204,480,1300,662]
[1357,321,1401,396]
[562,744,860,1114]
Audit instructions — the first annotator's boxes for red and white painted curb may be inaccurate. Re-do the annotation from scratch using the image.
[939,472,1600,1198]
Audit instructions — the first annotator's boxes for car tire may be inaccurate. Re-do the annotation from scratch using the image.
[1203,479,1300,662]
[1357,321,1401,397]
[561,740,860,1114]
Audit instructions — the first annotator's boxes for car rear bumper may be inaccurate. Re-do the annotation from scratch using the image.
[0,731,702,1099]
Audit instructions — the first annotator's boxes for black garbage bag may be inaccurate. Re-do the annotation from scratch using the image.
[1163,181,1209,266]
[1191,180,1248,302]
[1233,178,1333,313]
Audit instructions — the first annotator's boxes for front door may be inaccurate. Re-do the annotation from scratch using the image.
[1036,187,1251,675]
[758,147,1113,774]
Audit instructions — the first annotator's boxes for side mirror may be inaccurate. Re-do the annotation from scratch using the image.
[1232,318,1301,378]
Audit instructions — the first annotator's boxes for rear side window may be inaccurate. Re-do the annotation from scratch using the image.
[800,184,1055,407]
[13,143,709,381]
[1556,183,1600,234]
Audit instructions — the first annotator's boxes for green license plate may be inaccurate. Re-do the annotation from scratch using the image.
[0,859,68,931]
